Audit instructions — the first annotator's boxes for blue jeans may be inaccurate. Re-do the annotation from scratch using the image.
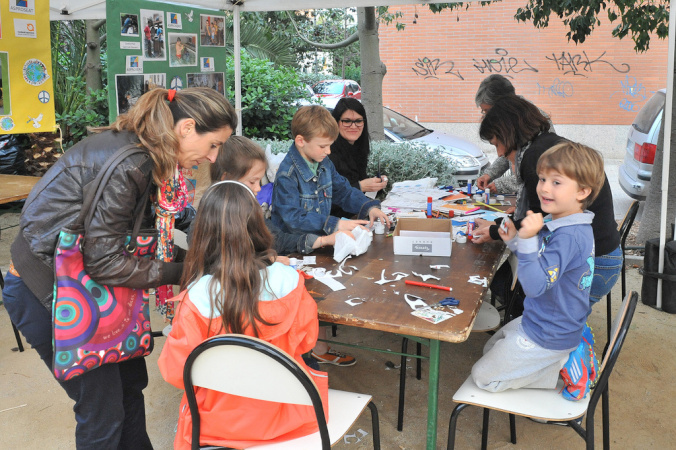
[3,273,153,450]
[590,245,624,305]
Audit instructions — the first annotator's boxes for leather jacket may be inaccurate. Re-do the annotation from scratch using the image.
[11,130,182,309]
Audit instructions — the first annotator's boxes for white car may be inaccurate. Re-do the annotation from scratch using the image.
[618,88,664,200]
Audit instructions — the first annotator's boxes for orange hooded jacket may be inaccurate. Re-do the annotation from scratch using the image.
[158,268,328,449]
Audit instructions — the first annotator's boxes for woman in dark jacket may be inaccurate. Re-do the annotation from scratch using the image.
[329,98,387,217]
[472,94,622,311]
[2,87,237,448]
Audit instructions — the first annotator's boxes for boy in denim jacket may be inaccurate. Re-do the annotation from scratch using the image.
[471,142,603,401]
[272,105,389,236]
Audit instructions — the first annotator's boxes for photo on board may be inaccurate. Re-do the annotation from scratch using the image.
[120,13,139,37]
[168,33,198,67]
[187,72,224,96]
[140,9,166,61]
[200,14,225,47]
[116,73,166,116]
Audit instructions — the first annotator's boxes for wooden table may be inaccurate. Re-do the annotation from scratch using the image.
[305,232,505,449]
[0,174,41,205]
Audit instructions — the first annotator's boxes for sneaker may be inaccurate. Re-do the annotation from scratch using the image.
[581,323,599,386]
[310,348,357,366]
[560,341,591,401]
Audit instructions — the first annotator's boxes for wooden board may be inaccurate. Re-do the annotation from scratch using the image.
[0,175,41,205]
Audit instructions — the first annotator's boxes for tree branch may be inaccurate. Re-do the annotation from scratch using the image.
[286,10,359,49]
[93,19,106,31]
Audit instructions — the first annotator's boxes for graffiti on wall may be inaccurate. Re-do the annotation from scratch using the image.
[536,78,574,99]
[472,48,539,75]
[611,75,653,112]
[411,57,464,80]
[545,51,630,77]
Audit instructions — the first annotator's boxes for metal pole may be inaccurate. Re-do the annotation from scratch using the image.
[656,0,676,309]
[233,3,242,136]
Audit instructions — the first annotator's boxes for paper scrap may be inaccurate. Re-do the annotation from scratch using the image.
[411,308,453,324]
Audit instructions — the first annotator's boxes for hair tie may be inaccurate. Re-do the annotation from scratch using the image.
[167,89,176,102]
[208,180,257,200]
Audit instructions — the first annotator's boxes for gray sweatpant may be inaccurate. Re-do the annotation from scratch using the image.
[471,317,574,392]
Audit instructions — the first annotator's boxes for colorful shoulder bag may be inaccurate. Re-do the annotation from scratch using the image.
[52,145,157,381]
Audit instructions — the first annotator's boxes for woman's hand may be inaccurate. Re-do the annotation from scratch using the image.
[471,223,495,244]
[275,255,291,265]
[518,210,544,239]
[359,176,388,193]
[368,208,391,229]
[476,174,492,190]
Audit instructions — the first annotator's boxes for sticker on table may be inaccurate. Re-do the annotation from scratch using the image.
[27,113,43,128]
[14,18,36,38]
[120,13,139,37]
[1,117,15,132]
[125,55,143,74]
[10,0,35,15]
[200,57,214,72]
[23,59,48,86]
[166,12,182,29]
[411,308,453,324]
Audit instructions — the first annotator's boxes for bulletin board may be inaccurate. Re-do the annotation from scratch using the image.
[106,0,228,124]
[0,0,56,134]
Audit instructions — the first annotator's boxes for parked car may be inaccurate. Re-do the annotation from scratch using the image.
[312,79,362,100]
[618,88,665,200]
[320,97,489,185]
[382,106,490,185]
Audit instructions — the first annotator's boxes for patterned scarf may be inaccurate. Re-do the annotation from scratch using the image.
[155,164,188,320]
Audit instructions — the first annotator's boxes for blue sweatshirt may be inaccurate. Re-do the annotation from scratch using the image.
[506,211,595,350]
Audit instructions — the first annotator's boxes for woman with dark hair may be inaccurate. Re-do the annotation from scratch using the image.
[473,94,621,312]
[329,98,387,217]
[2,87,237,448]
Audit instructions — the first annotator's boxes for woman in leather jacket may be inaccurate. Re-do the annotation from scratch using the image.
[2,87,237,449]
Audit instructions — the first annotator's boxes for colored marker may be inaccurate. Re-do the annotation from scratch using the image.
[405,280,453,291]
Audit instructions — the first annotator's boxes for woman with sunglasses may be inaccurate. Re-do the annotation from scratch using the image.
[330,98,387,218]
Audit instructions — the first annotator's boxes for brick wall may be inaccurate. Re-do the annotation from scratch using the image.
[379,1,668,125]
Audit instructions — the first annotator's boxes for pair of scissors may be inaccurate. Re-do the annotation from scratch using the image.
[430,297,459,307]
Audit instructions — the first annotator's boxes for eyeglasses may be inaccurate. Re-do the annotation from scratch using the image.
[340,119,365,128]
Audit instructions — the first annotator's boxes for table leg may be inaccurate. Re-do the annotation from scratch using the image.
[426,339,440,450]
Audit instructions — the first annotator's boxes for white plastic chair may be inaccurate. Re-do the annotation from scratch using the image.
[183,334,380,450]
[447,291,639,450]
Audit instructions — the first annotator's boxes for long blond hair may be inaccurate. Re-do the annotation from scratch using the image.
[100,87,237,184]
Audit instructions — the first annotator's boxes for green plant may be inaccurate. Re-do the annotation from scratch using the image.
[253,138,458,194]
[55,77,109,148]
[227,52,310,140]
[342,65,361,84]
[299,72,340,88]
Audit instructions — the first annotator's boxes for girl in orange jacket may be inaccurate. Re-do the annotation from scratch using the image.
[158,181,328,449]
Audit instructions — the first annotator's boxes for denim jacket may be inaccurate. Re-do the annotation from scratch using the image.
[271,143,380,235]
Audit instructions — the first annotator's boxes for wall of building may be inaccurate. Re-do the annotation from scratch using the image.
[378,1,668,126]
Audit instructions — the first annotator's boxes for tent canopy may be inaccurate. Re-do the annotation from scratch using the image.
[50,0,435,20]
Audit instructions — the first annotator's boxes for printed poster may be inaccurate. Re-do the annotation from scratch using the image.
[0,0,55,133]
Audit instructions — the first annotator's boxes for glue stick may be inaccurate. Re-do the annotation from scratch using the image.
[427,197,433,218]
[485,187,490,204]
[467,217,475,240]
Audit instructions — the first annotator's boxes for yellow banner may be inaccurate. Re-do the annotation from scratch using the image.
[0,0,56,134]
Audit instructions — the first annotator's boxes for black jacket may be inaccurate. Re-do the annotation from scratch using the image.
[11,130,182,309]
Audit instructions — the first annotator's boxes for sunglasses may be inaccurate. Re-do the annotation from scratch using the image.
[340,119,365,127]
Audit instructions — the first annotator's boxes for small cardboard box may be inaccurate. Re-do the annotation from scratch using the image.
[393,218,453,257]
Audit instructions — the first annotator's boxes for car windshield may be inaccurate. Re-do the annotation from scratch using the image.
[313,82,344,95]
[633,91,665,134]
[383,107,431,140]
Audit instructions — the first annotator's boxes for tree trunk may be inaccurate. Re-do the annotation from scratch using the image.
[85,20,102,93]
[358,7,386,141]
[637,104,676,243]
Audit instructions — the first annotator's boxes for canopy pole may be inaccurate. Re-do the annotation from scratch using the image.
[656,0,676,309]
[233,3,242,136]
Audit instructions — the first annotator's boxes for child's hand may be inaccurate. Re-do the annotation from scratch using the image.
[497,217,517,242]
[337,219,369,233]
[320,231,354,248]
[518,211,544,239]
[275,255,291,265]
[368,208,391,229]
